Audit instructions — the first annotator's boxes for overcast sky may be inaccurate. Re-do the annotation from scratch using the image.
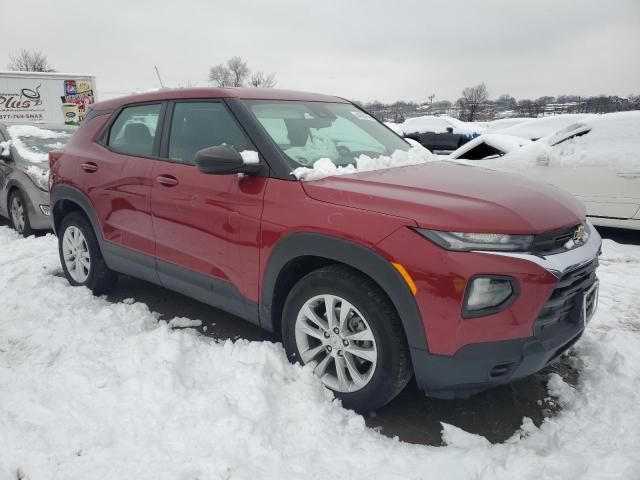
[2,0,639,103]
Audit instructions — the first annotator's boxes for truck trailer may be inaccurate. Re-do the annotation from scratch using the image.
[0,71,97,125]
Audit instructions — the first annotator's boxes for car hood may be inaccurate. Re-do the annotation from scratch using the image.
[301,162,586,234]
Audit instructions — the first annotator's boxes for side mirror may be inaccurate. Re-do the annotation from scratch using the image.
[536,153,550,166]
[0,142,12,161]
[195,146,263,175]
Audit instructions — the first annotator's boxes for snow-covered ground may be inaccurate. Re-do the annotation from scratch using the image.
[1,227,639,479]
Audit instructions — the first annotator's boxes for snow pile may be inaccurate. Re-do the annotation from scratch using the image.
[291,145,436,181]
[464,111,640,171]
[1,227,640,479]
[7,124,72,163]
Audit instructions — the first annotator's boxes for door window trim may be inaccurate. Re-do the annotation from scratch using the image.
[157,98,267,171]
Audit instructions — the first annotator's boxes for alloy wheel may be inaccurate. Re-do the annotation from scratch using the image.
[10,196,25,233]
[62,226,91,283]
[295,294,378,393]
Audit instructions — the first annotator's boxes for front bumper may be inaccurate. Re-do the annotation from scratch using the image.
[377,222,602,397]
[412,310,585,398]
[24,188,52,230]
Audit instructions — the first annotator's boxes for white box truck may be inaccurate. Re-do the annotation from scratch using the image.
[0,71,97,125]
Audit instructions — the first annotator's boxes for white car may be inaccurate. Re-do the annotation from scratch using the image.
[449,112,640,230]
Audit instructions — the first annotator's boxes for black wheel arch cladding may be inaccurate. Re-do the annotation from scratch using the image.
[260,232,429,352]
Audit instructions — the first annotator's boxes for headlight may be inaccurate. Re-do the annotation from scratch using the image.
[415,228,533,252]
[24,168,50,192]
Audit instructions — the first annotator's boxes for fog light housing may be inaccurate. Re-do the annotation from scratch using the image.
[463,276,518,318]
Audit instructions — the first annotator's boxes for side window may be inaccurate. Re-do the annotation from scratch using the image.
[107,103,162,157]
[167,102,254,164]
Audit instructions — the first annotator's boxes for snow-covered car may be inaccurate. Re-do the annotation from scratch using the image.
[452,112,640,230]
[449,134,532,160]
[0,124,76,235]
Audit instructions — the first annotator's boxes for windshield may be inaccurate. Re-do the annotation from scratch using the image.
[243,100,410,169]
[7,125,73,163]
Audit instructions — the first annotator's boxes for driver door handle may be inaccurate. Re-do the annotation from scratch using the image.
[156,174,179,187]
[81,162,99,173]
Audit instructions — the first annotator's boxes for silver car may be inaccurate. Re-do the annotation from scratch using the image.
[0,123,76,236]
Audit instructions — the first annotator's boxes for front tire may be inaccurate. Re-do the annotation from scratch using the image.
[9,190,33,237]
[58,211,117,294]
[282,265,412,411]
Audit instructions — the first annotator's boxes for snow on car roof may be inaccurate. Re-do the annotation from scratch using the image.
[398,115,481,136]
[492,114,595,140]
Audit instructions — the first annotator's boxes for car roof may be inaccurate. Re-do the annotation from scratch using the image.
[92,87,350,111]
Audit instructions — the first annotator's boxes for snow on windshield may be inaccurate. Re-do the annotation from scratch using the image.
[291,144,436,181]
[7,125,72,163]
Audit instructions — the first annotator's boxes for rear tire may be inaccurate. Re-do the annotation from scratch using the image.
[282,265,412,411]
[58,211,117,295]
[9,190,33,237]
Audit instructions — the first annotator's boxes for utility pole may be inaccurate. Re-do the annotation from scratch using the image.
[154,65,165,88]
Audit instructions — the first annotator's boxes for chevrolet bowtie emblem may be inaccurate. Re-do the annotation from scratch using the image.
[573,225,587,243]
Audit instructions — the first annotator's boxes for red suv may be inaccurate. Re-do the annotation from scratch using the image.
[50,88,601,410]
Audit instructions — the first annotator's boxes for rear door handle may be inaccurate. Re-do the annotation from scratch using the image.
[156,174,179,187]
[81,162,99,173]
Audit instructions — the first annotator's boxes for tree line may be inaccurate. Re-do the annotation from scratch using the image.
[364,83,640,123]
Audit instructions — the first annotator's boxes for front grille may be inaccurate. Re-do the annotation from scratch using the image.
[534,258,599,339]
[531,225,580,254]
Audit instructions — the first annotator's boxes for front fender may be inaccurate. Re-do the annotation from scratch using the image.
[260,232,429,352]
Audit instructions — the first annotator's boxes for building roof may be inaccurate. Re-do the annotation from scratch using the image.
[92,87,349,110]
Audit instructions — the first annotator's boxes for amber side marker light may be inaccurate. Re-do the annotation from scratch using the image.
[391,262,417,296]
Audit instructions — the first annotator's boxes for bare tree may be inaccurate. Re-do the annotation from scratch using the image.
[456,83,489,121]
[249,71,277,88]
[7,49,55,72]
[208,64,233,87]
[226,56,250,87]
[209,56,276,88]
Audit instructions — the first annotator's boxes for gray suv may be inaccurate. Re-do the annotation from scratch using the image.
[0,123,75,236]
